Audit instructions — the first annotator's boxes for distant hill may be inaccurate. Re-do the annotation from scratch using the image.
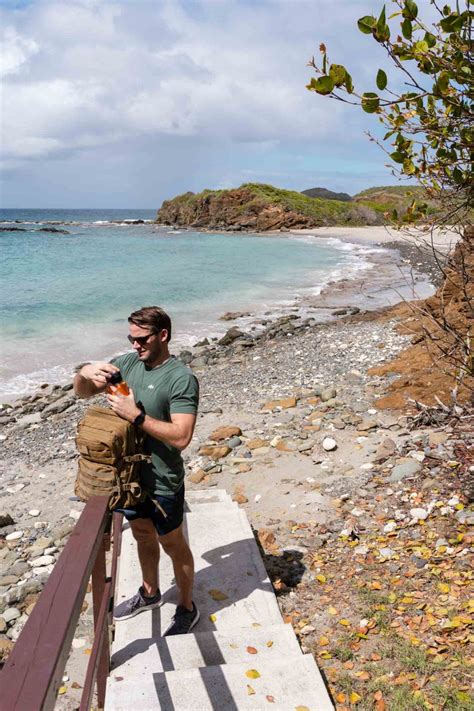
[302,187,352,202]
[156,183,383,230]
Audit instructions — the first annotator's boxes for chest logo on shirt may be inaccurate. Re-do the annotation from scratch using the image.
[147,384,155,389]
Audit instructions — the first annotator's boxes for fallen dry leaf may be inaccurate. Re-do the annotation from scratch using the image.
[208,588,229,601]
[246,669,261,679]
[247,646,258,655]
[247,684,255,696]
[266,695,275,703]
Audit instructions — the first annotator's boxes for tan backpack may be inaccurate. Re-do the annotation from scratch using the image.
[75,405,149,510]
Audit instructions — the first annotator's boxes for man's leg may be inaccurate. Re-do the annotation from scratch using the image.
[130,517,160,596]
[159,524,194,610]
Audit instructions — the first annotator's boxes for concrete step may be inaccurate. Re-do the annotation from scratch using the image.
[110,621,301,674]
[113,507,281,646]
[106,654,334,710]
[184,500,238,513]
[185,489,232,505]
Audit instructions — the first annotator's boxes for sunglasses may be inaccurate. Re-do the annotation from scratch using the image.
[127,332,156,346]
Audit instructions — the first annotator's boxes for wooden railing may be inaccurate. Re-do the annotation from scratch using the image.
[0,497,123,711]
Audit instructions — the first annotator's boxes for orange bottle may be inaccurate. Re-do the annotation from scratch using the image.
[106,370,130,396]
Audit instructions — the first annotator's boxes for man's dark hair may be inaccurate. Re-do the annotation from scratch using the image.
[128,306,172,342]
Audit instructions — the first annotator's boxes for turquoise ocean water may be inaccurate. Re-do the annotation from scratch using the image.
[0,208,375,399]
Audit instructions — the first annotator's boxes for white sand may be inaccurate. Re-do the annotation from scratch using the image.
[289,225,461,253]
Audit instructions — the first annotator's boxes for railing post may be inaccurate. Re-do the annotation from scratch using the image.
[91,514,111,708]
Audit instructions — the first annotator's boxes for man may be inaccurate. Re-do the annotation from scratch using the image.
[73,306,200,635]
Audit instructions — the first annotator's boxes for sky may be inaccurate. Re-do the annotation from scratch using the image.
[1,0,406,208]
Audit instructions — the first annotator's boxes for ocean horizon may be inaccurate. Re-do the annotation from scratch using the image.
[0,208,378,401]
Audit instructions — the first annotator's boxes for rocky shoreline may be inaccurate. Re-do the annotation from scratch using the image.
[1,236,472,708]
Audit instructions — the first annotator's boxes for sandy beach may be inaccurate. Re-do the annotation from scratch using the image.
[1,227,472,708]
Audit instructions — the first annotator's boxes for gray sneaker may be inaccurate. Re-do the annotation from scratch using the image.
[163,602,200,636]
[113,586,162,621]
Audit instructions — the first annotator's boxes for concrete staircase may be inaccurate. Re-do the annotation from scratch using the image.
[105,490,334,710]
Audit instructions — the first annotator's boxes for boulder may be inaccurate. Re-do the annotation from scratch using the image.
[246,438,269,450]
[261,397,297,411]
[198,445,232,460]
[218,327,244,346]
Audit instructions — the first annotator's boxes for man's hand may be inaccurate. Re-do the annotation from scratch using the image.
[74,362,120,398]
[107,389,141,423]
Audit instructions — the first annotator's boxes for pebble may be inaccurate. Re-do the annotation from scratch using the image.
[383,521,397,533]
[254,494,261,503]
[322,437,337,451]
[410,507,429,521]
[379,547,395,559]
[360,462,375,470]
[72,637,87,649]
[389,459,421,482]
[5,531,23,541]
[3,607,21,624]
[28,509,41,517]
[29,555,55,568]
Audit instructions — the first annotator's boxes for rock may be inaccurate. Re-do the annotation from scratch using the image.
[29,555,55,568]
[219,311,251,321]
[455,509,474,525]
[28,509,41,517]
[218,327,244,346]
[188,469,207,484]
[0,513,14,528]
[198,445,232,460]
[410,508,429,521]
[0,638,14,662]
[16,412,43,426]
[357,419,378,432]
[232,494,248,504]
[374,438,396,463]
[42,394,76,416]
[388,459,421,482]
[429,432,449,446]
[210,425,242,441]
[379,547,395,559]
[238,463,252,473]
[5,531,23,542]
[246,438,269,450]
[320,387,337,402]
[276,440,298,452]
[0,576,19,587]
[226,436,242,448]
[261,397,297,411]
[0,617,6,633]
[322,437,337,452]
[383,521,397,533]
[3,607,21,624]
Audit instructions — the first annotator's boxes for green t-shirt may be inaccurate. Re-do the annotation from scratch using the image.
[110,353,199,495]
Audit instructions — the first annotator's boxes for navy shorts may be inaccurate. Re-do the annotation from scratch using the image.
[118,485,185,537]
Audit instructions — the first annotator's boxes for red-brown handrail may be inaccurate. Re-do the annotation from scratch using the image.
[0,497,122,711]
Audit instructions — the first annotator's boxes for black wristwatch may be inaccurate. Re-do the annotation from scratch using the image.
[133,405,146,427]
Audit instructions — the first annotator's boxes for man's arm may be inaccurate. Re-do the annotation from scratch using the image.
[107,390,196,451]
[73,361,120,398]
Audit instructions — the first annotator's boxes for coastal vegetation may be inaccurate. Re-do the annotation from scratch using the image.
[307,0,473,404]
[156,182,438,230]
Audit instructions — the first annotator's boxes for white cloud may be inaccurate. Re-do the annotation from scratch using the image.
[0,26,39,78]
[2,0,373,162]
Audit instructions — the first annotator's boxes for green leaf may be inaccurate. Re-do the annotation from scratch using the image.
[313,75,335,95]
[436,71,450,93]
[375,5,390,42]
[403,158,416,175]
[376,69,387,90]
[401,18,412,39]
[424,32,436,47]
[329,64,347,87]
[453,167,463,184]
[361,92,380,113]
[414,40,429,54]
[344,71,354,94]
[357,15,376,34]
[390,151,406,163]
[403,0,418,20]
